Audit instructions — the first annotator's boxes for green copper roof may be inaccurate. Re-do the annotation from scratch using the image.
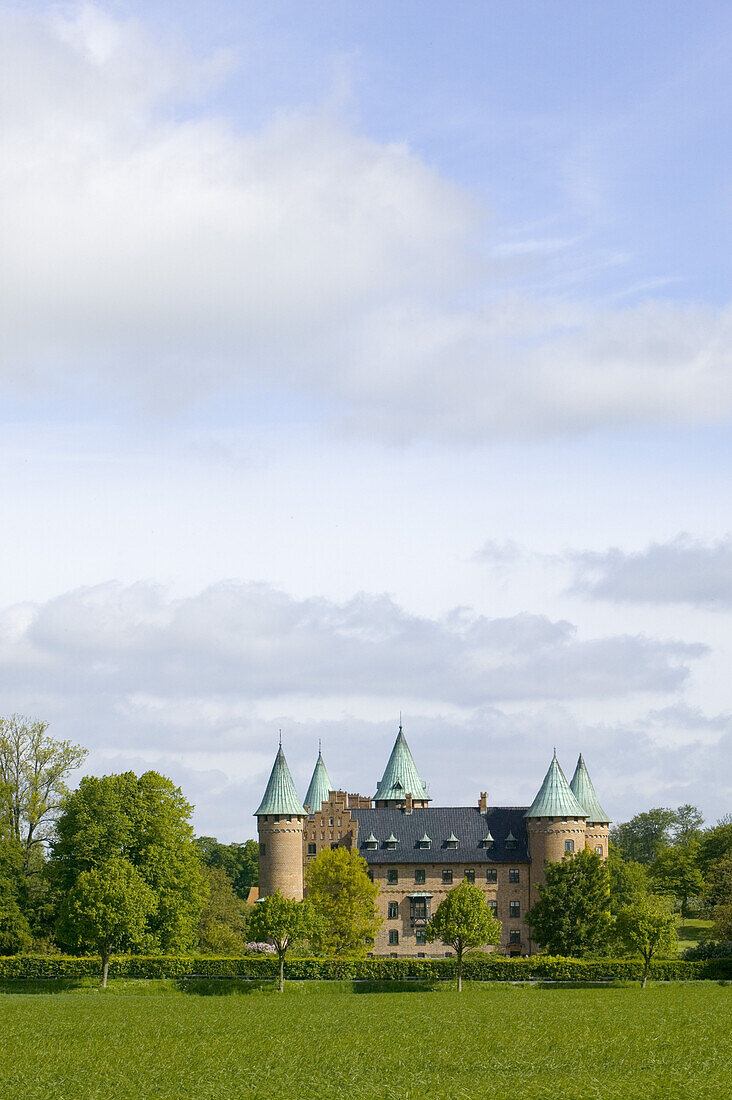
[570,754,609,824]
[374,725,430,802]
[303,749,333,814]
[254,744,306,817]
[524,752,586,818]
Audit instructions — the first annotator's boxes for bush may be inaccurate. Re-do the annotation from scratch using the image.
[683,940,732,960]
[0,953,730,981]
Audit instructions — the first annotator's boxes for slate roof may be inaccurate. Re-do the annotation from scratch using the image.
[570,754,609,824]
[254,745,306,817]
[303,750,333,814]
[374,726,430,802]
[351,806,530,863]
[524,753,585,819]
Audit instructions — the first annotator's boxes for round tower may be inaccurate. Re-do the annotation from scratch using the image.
[255,742,306,900]
[525,752,587,909]
[570,753,610,861]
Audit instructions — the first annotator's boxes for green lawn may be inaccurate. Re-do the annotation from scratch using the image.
[677,916,714,951]
[0,980,730,1099]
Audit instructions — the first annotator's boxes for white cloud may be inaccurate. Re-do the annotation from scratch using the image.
[1,6,732,438]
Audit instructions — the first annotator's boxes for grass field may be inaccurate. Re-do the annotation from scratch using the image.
[677,916,714,951]
[0,980,730,1099]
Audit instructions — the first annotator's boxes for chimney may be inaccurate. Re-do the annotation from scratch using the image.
[479,791,487,813]
[404,792,413,814]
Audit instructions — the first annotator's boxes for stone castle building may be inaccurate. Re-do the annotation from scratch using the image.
[254,726,609,956]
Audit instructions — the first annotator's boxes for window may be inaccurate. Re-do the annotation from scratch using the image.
[417,952,426,958]
[416,932,426,946]
[330,842,338,849]
[414,869,426,885]
[486,868,497,883]
[464,869,475,883]
[411,899,427,921]
[595,845,603,857]
[320,820,325,827]
[329,818,334,826]
[259,843,266,856]
[509,930,521,945]
[442,869,453,885]
[505,836,517,850]
[338,819,342,826]
[565,840,575,853]
[508,868,520,883]
[445,834,458,849]
[307,843,316,856]
[387,869,399,884]
[388,902,399,919]
[509,901,520,918]
[488,900,498,915]
[388,930,399,946]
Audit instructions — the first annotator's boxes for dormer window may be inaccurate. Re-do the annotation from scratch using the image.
[505,831,517,850]
[445,832,458,850]
[482,832,495,849]
[384,833,398,850]
[419,833,431,850]
[364,833,378,850]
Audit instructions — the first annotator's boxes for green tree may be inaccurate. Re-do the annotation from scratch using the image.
[697,820,732,876]
[702,854,732,915]
[608,843,648,914]
[649,844,704,919]
[57,859,156,986]
[425,880,501,992]
[247,892,313,992]
[615,894,678,988]
[526,847,612,957]
[197,866,250,954]
[304,847,382,957]
[671,804,704,846]
[712,903,732,941]
[0,839,31,954]
[52,771,207,953]
[194,836,258,898]
[0,715,87,874]
[611,808,676,864]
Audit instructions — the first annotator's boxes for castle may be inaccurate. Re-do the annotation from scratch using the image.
[254,725,609,956]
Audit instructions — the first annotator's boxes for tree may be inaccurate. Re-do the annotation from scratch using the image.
[195,836,258,898]
[526,847,612,957]
[615,894,678,988]
[702,854,732,915]
[608,843,648,914]
[197,866,250,954]
[425,880,501,992]
[698,821,732,876]
[0,715,87,874]
[0,839,31,954]
[671,804,704,846]
[611,808,676,864]
[304,847,382,957]
[51,771,207,954]
[247,891,313,992]
[649,844,704,919]
[57,859,156,986]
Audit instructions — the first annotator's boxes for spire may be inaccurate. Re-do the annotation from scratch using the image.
[524,753,585,819]
[254,743,306,817]
[374,723,430,803]
[569,753,609,824]
[303,746,333,814]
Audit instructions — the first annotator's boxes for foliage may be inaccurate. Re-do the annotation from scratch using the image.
[0,715,87,873]
[670,804,704,845]
[712,903,732,941]
[649,843,704,918]
[701,853,732,914]
[247,891,315,991]
[682,939,732,960]
[51,771,207,954]
[194,836,258,898]
[196,866,250,955]
[526,847,612,957]
[611,807,678,864]
[425,879,501,991]
[0,896,32,956]
[304,847,382,957]
[697,821,732,875]
[615,894,678,987]
[608,844,647,914]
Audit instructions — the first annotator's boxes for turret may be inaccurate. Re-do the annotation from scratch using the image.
[303,744,333,815]
[254,741,306,900]
[525,751,587,910]
[374,723,430,808]
[570,753,610,860]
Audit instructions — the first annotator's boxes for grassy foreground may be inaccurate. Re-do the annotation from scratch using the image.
[0,980,730,1099]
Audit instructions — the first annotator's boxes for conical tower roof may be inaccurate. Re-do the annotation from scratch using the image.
[303,747,333,814]
[569,754,609,824]
[524,752,585,818]
[374,724,430,802]
[254,743,306,816]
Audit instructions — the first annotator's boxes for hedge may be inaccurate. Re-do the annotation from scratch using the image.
[1,954,730,981]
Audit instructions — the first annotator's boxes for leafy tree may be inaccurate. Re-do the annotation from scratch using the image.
[611,808,676,864]
[194,836,258,898]
[52,771,207,953]
[615,894,678,988]
[197,866,250,954]
[425,880,501,991]
[671,804,704,846]
[649,844,704,919]
[0,839,31,954]
[702,854,732,915]
[698,821,732,875]
[304,847,382,957]
[57,859,156,986]
[608,843,647,914]
[713,903,732,941]
[526,847,612,957]
[247,892,314,992]
[0,715,87,874]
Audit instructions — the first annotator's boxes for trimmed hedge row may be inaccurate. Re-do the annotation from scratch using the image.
[1,954,731,981]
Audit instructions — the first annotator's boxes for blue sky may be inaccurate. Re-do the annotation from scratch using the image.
[0,2,730,835]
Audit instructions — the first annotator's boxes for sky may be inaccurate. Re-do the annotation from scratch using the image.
[1,1,731,838]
